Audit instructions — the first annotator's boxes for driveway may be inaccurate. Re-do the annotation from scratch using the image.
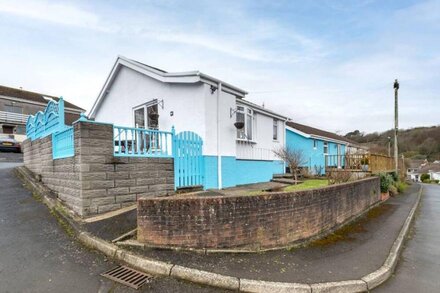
[0,157,224,292]
[375,184,440,292]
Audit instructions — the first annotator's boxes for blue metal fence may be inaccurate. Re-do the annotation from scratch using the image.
[113,125,173,158]
[52,127,74,159]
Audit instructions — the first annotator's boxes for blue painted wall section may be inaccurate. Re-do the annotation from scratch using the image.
[203,155,284,189]
[285,129,346,175]
[203,156,219,189]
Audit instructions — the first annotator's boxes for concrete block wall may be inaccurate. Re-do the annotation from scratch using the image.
[23,136,82,214]
[23,121,174,217]
[137,177,380,250]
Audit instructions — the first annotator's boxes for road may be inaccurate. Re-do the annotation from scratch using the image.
[0,152,224,293]
[375,183,440,292]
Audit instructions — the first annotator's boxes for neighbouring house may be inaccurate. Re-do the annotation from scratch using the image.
[406,159,429,181]
[285,121,358,174]
[89,56,288,189]
[0,85,84,142]
[417,163,440,181]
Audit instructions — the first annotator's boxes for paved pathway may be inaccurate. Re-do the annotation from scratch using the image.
[375,184,440,292]
[0,155,224,293]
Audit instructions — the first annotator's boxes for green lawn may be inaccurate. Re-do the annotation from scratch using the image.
[283,179,329,192]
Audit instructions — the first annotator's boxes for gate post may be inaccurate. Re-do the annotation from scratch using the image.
[171,126,178,190]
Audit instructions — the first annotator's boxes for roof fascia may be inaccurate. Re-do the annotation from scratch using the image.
[237,99,288,120]
[286,125,311,138]
[89,57,121,118]
[310,134,349,145]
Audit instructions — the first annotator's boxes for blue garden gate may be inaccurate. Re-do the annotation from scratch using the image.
[173,131,204,189]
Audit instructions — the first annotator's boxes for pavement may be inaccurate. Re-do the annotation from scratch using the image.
[0,152,225,292]
[374,183,440,292]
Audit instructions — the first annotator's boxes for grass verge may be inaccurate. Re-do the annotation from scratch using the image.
[283,179,329,192]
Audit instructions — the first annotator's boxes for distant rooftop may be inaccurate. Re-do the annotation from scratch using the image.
[0,85,84,111]
[286,121,356,145]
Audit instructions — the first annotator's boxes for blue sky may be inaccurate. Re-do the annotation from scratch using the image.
[0,0,439,133]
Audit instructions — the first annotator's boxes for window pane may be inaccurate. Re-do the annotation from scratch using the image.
[273,119,278,140]
[5,105,22,113]
[246,113,252,140]
[16,125,26,134]
[236,110,245,138]
[134,108,145,128]
[147,104,159,129]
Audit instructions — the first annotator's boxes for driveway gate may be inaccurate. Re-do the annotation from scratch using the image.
[173,131,204,189]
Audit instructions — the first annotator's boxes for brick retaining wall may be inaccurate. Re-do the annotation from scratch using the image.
[137,177,380,250]
[23,121,174,217]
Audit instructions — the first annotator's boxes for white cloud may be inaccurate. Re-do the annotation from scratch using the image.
[0,0,110,30]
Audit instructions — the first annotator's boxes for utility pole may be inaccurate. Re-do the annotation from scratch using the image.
[387,136,391,157]
[393,79,399,174]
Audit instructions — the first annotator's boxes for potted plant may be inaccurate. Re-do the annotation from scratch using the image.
[234,121,245,129]
[360,157,369,171]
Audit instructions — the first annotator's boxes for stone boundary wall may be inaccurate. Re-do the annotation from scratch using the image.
[22,121,174,217]
[138,177,380,250]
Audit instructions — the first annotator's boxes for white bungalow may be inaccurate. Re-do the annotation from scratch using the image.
[89,56,287,189]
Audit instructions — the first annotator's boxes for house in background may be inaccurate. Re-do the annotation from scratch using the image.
[0,85,84,142]
[89,56,287,189]
[406,159,428,181]
[408,161,440,182]
[285,121,355,175]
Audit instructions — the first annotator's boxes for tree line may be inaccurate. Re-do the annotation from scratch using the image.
[345,126,440,161]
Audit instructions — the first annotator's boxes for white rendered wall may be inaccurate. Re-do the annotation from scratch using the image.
[203,85,237,157]
[93,66,285,160]
[94,66,206,140]
[235,105,285,161]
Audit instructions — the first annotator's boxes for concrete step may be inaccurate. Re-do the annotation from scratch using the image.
[176,185,204,194]
[273,173,294,179]
[271,178,303,185]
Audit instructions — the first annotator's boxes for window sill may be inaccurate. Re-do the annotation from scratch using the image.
[236,139,257,144]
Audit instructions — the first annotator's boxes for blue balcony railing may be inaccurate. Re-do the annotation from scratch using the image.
[113,126,173,158]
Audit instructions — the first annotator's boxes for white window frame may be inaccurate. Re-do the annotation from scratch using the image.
[132,100,159,130]
[236,105,254,141]
[313,139,317,149]
[323,142,328,154]
[273,119,278,141]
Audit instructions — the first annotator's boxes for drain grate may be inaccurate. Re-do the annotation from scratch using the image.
[101,265,154,289]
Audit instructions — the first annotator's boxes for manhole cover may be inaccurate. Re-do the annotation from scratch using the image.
[101,265,154,289]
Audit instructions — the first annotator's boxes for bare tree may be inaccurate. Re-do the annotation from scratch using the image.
[273,147,307,184]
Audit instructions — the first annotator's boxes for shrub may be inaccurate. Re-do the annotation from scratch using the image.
[379,173,394,193]
[313,165,323,176]
[327,169,352,185]
[433,179,440,184]
[390,171,399,182]
[395,181,408,193]
[389,185,398,196]
[420,173,430,182]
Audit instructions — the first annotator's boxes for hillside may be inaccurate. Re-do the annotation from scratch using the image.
[345,126,440,160]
